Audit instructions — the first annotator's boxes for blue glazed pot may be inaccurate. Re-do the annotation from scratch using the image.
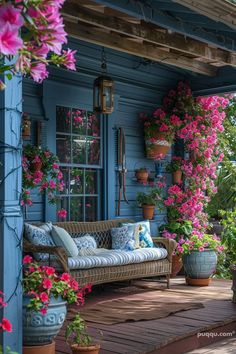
[182,249,217,279]
[23,295,67,346]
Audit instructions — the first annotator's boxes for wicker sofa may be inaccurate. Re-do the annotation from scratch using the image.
[23,219,176,288]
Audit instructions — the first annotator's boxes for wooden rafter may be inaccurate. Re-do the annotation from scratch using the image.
[64,20,217,76]
[62,2,236,67]
[173,0,236,30]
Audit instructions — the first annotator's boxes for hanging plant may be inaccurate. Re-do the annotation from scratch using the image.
[22,145,65,213]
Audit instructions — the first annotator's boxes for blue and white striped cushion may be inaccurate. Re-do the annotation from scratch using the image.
[68,247,167,270]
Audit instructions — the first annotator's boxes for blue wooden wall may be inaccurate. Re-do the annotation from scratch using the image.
[22,38,185,230]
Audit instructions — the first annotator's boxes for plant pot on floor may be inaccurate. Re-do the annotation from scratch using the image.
[182,249,217,286]
[172,170,182,184]
[142,205,155,220]
[23,295,67,346]
[23,341,55,354]
[70,343,100,354]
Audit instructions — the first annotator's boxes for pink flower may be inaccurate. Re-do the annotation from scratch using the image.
[62,49,77,70]
[40,292,49,303]
[44,267,55,276]
[49,180,56,189]
[23,255,33,264]
[61,273,70,282]
[58,209,67,219]
[0,4,24,29]
[0,23,23,55]
[0,318,12,332]
[40,308,47,315]
[30,63,48,83]
[42,278,53,290]
[198,246,205,252]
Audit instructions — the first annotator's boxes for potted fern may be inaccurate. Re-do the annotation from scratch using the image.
[136,187,163,220]
[66,314,101,354]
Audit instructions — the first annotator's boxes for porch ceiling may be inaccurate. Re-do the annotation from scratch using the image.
[62,0,236,77]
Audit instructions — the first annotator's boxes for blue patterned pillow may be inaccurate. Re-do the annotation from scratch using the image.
[120,223,140,249]
[111,226,135,251]
[24,223,55,261]
[73,235,97,250]
[138,221,154,248]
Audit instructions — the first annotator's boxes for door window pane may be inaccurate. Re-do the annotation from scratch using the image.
[56,106,71,133]
[85,197,97,222]
[56,135,71,163]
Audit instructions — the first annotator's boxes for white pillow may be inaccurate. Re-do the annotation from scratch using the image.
[51,225,78,257]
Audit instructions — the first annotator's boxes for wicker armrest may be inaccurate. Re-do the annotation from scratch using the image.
[152,237,177,262]
[23,241,69,273]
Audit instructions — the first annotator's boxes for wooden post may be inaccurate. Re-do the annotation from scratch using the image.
[0,69,23,353]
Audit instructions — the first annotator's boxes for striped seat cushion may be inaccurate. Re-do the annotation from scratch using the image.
[68,247,167,270]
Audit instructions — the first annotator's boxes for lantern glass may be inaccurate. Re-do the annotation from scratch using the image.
[93,76,114,114]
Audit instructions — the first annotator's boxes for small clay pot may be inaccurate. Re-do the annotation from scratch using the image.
[135,170,148,183]
[185,277,211,286]
[71,343,100,354]
[23,341,55,354]
[172,170,182,184]
[142,205,155,220]
[171,254,183,278]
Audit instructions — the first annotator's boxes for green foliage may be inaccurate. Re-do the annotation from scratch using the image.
[0,346,18,354]
[136,187,163,207]
[220,209,236,264]
[159,220,193,238]
[65,314,92,346]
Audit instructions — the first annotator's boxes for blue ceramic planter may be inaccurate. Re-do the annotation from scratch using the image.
[23,295,67,346]
[183,249,217,279]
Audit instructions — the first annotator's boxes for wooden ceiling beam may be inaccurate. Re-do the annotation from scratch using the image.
[64,20,217,76]
[173,0,236,30]
[62,2,236,66]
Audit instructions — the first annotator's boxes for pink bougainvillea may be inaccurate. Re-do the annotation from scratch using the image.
[143,82,229,254]
[0,0,76,86]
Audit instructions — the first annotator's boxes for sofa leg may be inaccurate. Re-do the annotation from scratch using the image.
[166,275,170,289]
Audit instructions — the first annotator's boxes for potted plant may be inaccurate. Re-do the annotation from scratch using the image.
[66,314,101,354]
[166,156,183,184]
[136,187,163,220]
[160,220,192,277]
[22,144,65,208]
[181,233,224,286]
[135,167,149,183]
[22,255,91,351]
[220,209,236,302]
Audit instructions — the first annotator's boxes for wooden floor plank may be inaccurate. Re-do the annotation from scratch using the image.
[55,278,236,354]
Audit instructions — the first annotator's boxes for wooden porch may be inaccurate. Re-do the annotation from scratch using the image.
[55,277,236,354]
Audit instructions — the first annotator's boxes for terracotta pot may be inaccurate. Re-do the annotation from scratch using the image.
[185,277,211,286]
[23,341,55,354]
[145,132,172,160]
[135,170,148,183]
[171,254,183,278]
[71,343,100,354]
[172,170,182,184]
[142,205,155,220]
[22,115,31,139]
[30,160,42,172]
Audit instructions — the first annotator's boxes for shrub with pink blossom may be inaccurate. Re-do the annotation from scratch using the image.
[0,0,76,88]
[22,255,92,314]
[180,233,224,255]
[22,145,65,213]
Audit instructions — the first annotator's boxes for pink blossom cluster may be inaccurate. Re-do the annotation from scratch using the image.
[0,1,76,85]
[0,291,12,333]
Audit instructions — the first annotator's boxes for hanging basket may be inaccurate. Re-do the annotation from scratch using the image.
[145,132,172,160]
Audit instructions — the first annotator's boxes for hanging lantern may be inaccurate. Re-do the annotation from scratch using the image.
[93,48,114,114]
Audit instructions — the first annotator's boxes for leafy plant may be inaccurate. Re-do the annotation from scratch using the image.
[181,233,224,255]
[136,188,163,207]
[166,157,182,173]
[22,255,91,314]
[220,209,236,264]
[66,314,92,346]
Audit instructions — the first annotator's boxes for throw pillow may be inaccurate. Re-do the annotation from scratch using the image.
[51,226,78,257]
[24,223,55,261]
[138,220,154,248]
[120,223,140,249]
[110,226,135,251]
[73,235,97,250]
